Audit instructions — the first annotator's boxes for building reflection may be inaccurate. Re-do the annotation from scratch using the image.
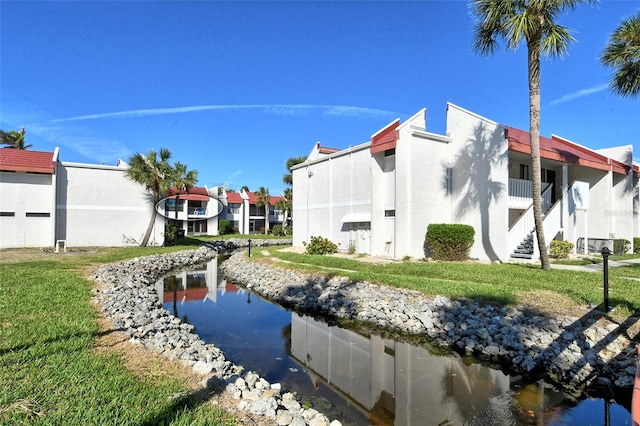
[155,258,238,306]
[290,314,568,426]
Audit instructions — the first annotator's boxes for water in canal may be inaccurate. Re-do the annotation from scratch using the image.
[156,258,631,426]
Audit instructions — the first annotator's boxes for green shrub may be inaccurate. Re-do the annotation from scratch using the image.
[425,224,474,261]
[348,241,356,254]
[614,239,631,255]
[284,225,292,236]
[549,240,574,259]
[303,236,338,255]
[271,224,285,236]
[634,238,640,254]
[218,219,233,235]
[164,223,178,246]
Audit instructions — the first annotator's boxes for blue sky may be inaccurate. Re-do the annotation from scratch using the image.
[1,1,638,196]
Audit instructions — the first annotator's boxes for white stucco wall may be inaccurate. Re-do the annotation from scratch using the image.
[56,162,163,247]
[445,104,509,262]
[396,110,454,259]
[566,167,610,246]
[293,143,372,251]
[0,171,55,248]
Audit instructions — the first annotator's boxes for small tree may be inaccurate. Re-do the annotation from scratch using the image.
[125,148,173,246]
[276,188,292,228]
[255,186,271,235]
[170,161,198,221]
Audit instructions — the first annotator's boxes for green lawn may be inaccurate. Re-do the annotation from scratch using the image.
[254,247,640,316]
[2,240,637,423]
[0,245,239,425]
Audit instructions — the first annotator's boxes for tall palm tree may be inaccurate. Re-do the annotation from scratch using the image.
[255,186,271,234]
[471,0,593,270]
[601,11,640,98]
[0,127,31,149]
[125,148,173,246]
[283,155,307,186]
[171,161,198,221]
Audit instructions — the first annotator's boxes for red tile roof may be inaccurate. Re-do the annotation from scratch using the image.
[0,148,56,174]
[505,127,628,174]
[225,190,282,205]
[226,192,243,203]
[317,143,340,154]
[167,186,211,201]
[370,119,399,154]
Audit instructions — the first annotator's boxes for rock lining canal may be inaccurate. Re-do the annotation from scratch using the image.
[92,241,636,425]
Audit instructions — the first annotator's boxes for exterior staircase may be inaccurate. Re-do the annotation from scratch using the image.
[511,232,534,259]
[508,182,563,261]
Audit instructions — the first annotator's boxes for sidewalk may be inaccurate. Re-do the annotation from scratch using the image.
[551,257,640,273]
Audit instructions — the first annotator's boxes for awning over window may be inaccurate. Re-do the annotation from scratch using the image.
[340,213,371,223]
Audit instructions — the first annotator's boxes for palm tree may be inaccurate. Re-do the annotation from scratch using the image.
[276,187,293,228]
[0,127,31,149]
[125,148,173,246]
[601,11,640,98]
[255,186,271,234]
[283,156,306,231]
[283,155,307,186]
[171,161,198,221]
[471,0,593,270]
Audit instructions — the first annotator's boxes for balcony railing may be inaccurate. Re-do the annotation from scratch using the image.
[188,207,207,216]
[508,178,551,210]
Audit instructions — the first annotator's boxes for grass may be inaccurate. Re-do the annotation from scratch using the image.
[0,245,240,425]
[1,238,637,423]
[255,246,640,317]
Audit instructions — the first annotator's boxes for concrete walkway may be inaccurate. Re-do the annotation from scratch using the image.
[550,257,640,273]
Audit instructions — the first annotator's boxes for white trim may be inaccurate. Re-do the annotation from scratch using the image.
[340,213,371,223]
[59,204,149,211]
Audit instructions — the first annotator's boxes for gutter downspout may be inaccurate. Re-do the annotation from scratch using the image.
[51,147,60,248]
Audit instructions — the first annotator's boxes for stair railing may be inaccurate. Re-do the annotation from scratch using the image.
[508,182,554,258]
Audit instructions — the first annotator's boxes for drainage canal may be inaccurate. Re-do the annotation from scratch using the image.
[157,258,630,426]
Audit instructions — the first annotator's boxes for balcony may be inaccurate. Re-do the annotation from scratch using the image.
[508,178,551,210]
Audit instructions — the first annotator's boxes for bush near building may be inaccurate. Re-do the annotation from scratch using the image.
[218,219,234,235]
[303,236,338,255]
[550,240,574,259]
[425,224,474,261]
[614,239,631,255]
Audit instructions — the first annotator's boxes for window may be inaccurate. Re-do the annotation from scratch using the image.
[0,212,15,217]
[26,212,50,217]
[384,148,395,156]
[165,199,185,212]
[384,210,395,217]
[188,220,207,234]
[519,164,529,180]
[228,203,240,214]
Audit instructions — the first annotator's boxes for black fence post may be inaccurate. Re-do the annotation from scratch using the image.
[601,246,611,312]
[248,239,252,258]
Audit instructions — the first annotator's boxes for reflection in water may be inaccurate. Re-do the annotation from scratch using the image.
[157,259,630,426]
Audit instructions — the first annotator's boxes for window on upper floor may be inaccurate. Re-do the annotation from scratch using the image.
[519,164,529,180]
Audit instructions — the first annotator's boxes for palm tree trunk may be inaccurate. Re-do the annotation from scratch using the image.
[264,204,270,234]
[141,204,158,247]
[528,41,551,270]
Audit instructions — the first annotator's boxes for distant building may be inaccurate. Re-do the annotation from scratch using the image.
[292,103,639,261]
[0,147,289,249]
[220,189,287,234]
